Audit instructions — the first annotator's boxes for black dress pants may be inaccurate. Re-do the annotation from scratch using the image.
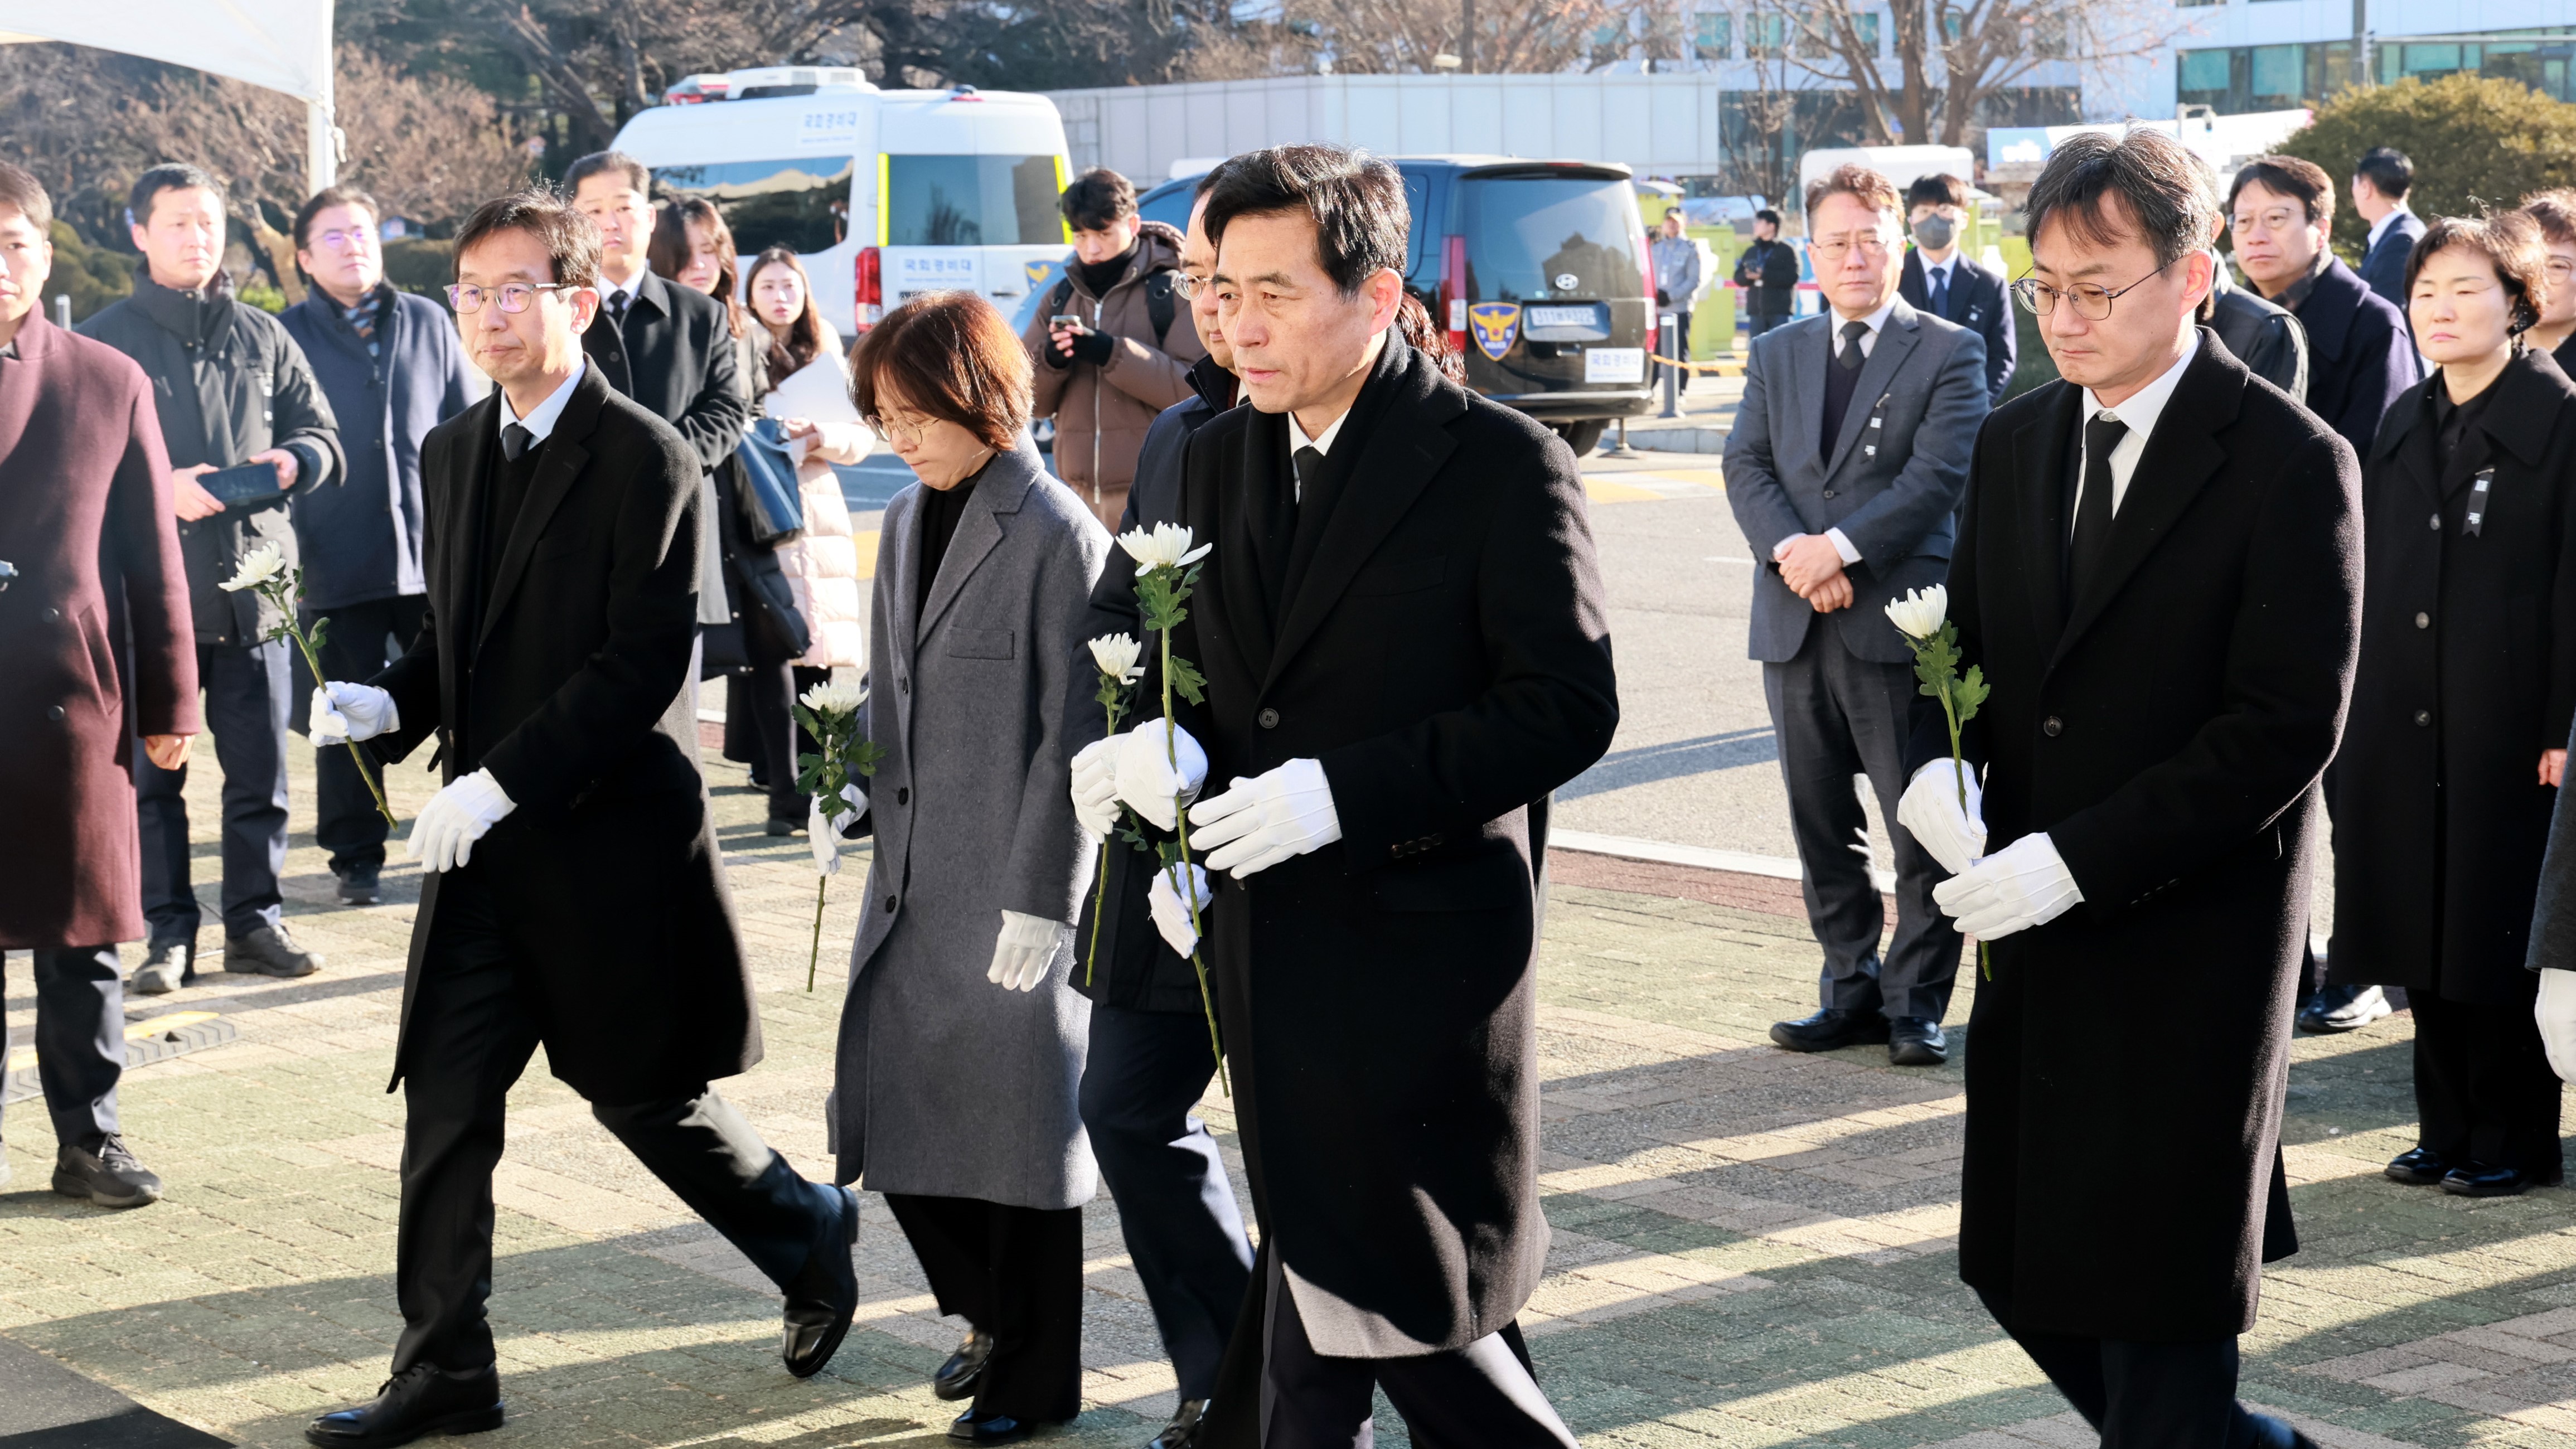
[728,660,824,820]
[304,594,429,878]
[1978,1290,2294,1448]
[2412,982,2565,1177]
[136,639,291,953]
[1078,1003,1253,1400]
[883,1193,1083,1422]
[393,866,836,1374]
[0,947,123,1148]
[1258,1252,1577,1449]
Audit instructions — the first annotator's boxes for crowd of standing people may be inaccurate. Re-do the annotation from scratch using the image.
[6,113,2576,1449]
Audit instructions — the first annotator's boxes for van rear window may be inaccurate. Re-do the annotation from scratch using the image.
[652,158,854,256]
[1459,177,1644,303]
[887,155,1063,247]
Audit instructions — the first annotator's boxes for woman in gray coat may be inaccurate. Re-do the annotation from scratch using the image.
[831,291,1110,1442]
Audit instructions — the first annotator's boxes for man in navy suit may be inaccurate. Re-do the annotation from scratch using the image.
[2351,147,2425,309]
[1897,173,2014,404]
[2229,156,2418,461]
[1725,163,1990,1069]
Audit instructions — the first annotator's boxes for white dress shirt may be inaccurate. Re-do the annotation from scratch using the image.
[1775,295,1901,568]
[499,355,587,445]
[1919,251,1958,306]
[2077,332,2199,519]
[1286,406,1350,500]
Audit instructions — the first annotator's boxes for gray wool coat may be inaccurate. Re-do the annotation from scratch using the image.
[828,440,1111,1209]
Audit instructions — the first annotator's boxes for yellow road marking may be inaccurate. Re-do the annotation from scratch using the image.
[853,529,879,580]
[1584,478,1667,504]
[5,1012,222,1074]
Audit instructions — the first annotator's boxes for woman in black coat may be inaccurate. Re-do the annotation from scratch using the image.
[2332,211,2576,1198]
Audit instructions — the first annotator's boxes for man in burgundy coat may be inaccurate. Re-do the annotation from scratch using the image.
[0,163,200,1208]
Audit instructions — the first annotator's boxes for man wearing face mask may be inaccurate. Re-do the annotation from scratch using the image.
[1897,174,2015,405]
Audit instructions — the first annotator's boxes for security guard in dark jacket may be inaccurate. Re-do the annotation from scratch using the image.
[80,164,342,988]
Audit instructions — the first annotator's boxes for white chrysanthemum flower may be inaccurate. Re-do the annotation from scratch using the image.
[1883,585,1949,641]
[219,543,288,593]
[1088,632,1145,684]
[799,679,867,717]
[1118,521,1213,573]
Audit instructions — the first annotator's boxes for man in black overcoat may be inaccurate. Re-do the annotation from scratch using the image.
[1098,145,1618,1446]
[301,192,859,1448]
[1902,130,2360,1442]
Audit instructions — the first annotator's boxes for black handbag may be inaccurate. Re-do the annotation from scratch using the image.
[735,418,806,545]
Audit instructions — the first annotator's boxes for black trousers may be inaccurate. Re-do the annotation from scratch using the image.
[304,594,429,877]
[1747,302,1792,337]
[1079,1003,1253,1400]
[1979,1290,2293,1448]
[727,661,825,819]
[392,866,835,1374]
[137,639,291,952]
[883,1193,1083,1422]
[0,946,123,1148]
[1258,1252,1577,1449]
[2412,982,2565,1176]
[1765,628,1962,1022]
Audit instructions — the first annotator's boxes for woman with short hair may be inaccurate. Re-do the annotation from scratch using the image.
[831,290,1109,1443]
[2331,211,2576,1198]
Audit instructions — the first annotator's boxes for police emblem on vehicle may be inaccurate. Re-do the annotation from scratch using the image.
[1554,273,1580,290]
[1468,302,1522,361]
[1024,259,1053,289]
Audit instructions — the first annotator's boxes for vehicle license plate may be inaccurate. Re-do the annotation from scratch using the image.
[1529,305,1596,328]
[1584,347,1646,384]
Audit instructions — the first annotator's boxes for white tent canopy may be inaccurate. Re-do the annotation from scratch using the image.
[0,0,336,187]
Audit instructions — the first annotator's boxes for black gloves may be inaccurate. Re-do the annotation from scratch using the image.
[1068,328,1115,366]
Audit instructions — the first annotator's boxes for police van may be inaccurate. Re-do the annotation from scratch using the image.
[613,67,1075,338]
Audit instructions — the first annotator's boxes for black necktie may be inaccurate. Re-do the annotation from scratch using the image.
[608,290,630,326]
[1929,266,1950,319]
[1819,321,1871,460]
[1837,320,1868,371]
[1291,445,1325,508]
[2069,411,2128,599]
[501,423,534,462]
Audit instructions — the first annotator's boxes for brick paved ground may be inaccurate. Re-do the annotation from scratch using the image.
[7,741,2576,1446]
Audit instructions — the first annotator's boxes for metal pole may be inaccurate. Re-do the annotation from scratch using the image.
[52,294,69,329]
[2352,0,2369,88]
[1658,315,1681,418]
[1462,0,1476,72]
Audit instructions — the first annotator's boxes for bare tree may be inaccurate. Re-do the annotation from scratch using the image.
[1743,0,2179,148]
[1720,31,1802,206]
[337,50,535,226]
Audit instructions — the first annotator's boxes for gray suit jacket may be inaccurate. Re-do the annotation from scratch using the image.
[1723,298,1988,665]
[829,440,1113,1206]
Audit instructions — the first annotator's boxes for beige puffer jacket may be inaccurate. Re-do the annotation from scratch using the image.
[1023,220,1206,529]
[762,324,871,670]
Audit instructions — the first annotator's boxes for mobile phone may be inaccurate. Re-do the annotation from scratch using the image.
[1048,315,1085,329]
[198,461,286,511]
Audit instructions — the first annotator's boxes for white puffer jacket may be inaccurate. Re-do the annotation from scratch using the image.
[761,329,872,670]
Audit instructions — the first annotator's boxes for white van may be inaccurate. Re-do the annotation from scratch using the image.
[612,66,1074,338]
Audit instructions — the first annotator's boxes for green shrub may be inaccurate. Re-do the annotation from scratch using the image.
[45,221,132,322]
[382,238,457,303]
[2273,74,2576,261]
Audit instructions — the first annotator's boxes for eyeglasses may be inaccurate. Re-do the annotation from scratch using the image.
[2547,257,2576,281]
[866,413,935,444]
[311,227,374,253]
[446,282,575,314]
[1809,234,1894,260]
[1172,272,1209,300]
[2011,259,2174,321]
[2229,206,2308,236]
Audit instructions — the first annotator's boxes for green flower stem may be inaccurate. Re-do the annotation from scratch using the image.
[265,579,396,830]
[808,870,829,993]
[1159,594,1228,1097]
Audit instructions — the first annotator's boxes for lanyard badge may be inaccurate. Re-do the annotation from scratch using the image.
[2466,468,2495,537]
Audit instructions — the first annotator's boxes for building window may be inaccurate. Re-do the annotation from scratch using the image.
[1694,11,1731,59]
[1852,12,1881,53]
[2250,44,2303,104]
[2178,46,2234,105]
[2176,0,2223,9]
[1745,12,1789,58]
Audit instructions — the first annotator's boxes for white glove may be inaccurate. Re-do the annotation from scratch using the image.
[1933,831,2083,940]
[1190,758,1342,878]
[809,783,864,874]
[312,681,398,745]
[1147,861,1212,957]
[987,909,1062,992]
[1896,758,1987,877]
[405,768,517,873]
[1070,737,1122,839]
[1111,718,1207,832]
[2540,971,2576,1082]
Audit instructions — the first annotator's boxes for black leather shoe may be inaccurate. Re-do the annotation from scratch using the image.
[949,1410,1033,1443]
[933,1329,994,1400]
[304,1363,503,1447]
[1769,1008,1890,1053]
[337,869,382,905]
[782,1185,860,1378]
[1887,1018,1947,1067]
[2443,1162,2558,1198]
[1149,1399,1209,1448]
[2386,1147,2449,1185]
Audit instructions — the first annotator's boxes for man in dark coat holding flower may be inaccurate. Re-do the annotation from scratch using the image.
[0,163,200,1208]
[1904,129,2360,1441]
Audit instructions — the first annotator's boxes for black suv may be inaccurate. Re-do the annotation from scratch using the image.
[1137,155,1654,454]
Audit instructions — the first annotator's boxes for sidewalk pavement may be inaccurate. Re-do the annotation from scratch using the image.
[4,741,2574,1446]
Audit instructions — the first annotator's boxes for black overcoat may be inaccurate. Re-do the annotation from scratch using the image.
[368,364,761,1104]
[1909,333,2361,1341]
[1144,339,1618,1361]
[2332,353,2576,1004]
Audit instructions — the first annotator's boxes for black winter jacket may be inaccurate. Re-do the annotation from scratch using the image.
[80,273,343,646]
